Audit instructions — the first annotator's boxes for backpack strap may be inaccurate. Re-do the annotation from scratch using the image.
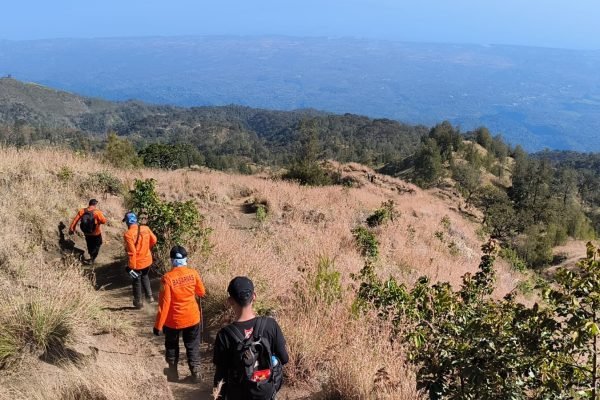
[134,225,141,247]
[224,324,246,345]
[253,316,267,339]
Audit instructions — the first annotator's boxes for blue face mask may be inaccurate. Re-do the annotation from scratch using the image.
[171,258,187,267]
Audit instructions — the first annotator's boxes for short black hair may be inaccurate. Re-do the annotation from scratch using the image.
[89,199,98,206]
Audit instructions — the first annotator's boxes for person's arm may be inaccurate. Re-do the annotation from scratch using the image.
[154,277,172,331]
[272,320,289,365]
[194,271,206,298]
[124,231,137,269]
[69,209,82,233]
[213,331,229,398]
[95,210,107,225]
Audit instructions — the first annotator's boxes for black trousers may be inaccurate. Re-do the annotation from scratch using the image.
[84,234,102,261]
[164,323,201,371]
[131,267,153,307]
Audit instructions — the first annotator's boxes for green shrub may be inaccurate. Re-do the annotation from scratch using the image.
[127,179,211,269]
[356,240,600,399]
[351,226,379,260]
[499,246,528,272]
[82,172,125,196]
[283,162,333,186]
[57,166,74,182]
[256,204,268,223]
[104,132,142,169]
[366,200,397,227]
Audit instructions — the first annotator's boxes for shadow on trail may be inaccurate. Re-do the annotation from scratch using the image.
[91,258,131,291]
[57,221,85,261]
[102,305,139,312]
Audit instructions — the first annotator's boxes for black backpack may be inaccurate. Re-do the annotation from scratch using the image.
[79,209,96,234]
[224,317,282,400]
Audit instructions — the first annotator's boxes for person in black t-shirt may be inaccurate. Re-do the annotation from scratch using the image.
[213,276,289,400]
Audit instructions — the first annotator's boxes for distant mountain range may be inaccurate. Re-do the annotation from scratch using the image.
[1,36,599,151]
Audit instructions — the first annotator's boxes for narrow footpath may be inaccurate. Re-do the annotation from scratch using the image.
[72,230,301,400]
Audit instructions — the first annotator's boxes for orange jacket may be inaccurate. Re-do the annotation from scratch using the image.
[69,206,107,236]
[123,224,157,270]
[154,266,206,330]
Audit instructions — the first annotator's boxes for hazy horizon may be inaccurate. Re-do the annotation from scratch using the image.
[2,0,599,50]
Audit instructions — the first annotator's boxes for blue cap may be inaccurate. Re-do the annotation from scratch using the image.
[123,212,138,225]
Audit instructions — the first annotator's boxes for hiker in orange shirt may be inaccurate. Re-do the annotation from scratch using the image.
[69,199,107,264]
[123,211,158,309]
[154,245,206,383]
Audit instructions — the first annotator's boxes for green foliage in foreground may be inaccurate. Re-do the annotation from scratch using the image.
[127,179,211,269]
[357,240,600,399]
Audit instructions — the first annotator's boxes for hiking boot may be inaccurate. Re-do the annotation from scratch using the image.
[165,363,179,382]
[133,301,143,309]
[190,367,201,383]
[148,296,156,304]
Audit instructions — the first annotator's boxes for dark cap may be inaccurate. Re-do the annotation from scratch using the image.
[89,199,98,206]
[227,276,254,304]
[170,245,188,259]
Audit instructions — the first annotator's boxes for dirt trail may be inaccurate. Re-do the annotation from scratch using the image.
[70,223,304,400]
[66,227,214,400]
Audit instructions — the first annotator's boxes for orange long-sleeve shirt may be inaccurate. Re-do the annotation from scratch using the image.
[154,266,206,330]
[123,224,157,270]
[69,206,107,236]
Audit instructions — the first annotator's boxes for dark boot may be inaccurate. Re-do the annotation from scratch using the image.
[190,366,201,383]
[132,274,143,309]
[165,362,179,382]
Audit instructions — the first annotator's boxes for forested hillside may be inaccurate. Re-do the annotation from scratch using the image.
[0,78,426,169]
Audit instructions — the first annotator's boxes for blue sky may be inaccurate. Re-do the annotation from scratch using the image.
[1,0,598,49]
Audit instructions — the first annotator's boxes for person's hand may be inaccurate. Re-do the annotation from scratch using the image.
[153,327,161,336]
[68,230,74,235]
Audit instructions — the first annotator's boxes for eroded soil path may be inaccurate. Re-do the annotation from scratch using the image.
[74,227,305,400]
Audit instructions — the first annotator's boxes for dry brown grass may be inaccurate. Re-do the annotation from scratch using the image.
[0,147,164,398]
[0,358,171,400]
[0,146,522,399]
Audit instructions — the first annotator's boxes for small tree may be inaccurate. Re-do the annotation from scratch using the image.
[413,138,443,188]
[452,163,482,207]
[104,132,141,168]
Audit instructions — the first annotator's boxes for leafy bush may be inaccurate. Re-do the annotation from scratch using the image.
[499,246,528,272]
[366,200,397,227]
[356,240,600,399]
[283,161,333,186]
[104,132,141,169]
[127,179,211,269]
[351,226,379,260]
[81,172,125,196]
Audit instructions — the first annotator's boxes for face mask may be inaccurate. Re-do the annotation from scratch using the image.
[171,258,187,267]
